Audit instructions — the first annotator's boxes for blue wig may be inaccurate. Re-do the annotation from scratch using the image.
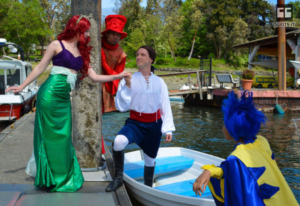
[222,91,267,142]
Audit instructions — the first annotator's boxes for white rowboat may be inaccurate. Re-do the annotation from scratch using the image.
[124,147,224,206]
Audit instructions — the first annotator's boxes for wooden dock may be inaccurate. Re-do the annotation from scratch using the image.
[183,88,300,113]
[0,112,132,206]
[158,70,207,99]
[160,71,300,113]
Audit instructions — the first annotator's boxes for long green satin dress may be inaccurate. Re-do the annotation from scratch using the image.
[34,73,84,192]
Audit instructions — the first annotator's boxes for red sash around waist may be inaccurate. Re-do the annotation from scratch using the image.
[130,110,161,123]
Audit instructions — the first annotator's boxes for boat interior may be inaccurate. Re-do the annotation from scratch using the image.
[124,148,223,199]
[0,69,20,95]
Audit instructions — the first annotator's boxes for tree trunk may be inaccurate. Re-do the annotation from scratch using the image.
[168,36,176,63]
[218,45,222,59]
[214,40,219,59]
[188,30,197,60]
[188,40,195,60]
[71,0,103,168]
[224,50,227,60]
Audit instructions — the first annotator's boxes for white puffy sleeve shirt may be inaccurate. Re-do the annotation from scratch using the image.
[115,72,175,135]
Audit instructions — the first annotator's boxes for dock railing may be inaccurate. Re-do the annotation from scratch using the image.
[157,70,206,100]
[200,57,212,86]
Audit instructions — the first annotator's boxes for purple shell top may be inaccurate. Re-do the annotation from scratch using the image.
[52,41,83,71]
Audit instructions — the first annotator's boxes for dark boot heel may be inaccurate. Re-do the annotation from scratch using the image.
[106,145,124,192]
[144,163,155,187]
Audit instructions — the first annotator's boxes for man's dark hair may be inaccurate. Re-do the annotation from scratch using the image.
[138,45,156,64]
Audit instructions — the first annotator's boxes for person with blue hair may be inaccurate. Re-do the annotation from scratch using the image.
[193,91,297,206]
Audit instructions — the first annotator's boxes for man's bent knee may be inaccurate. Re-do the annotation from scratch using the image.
[113,135,129,151]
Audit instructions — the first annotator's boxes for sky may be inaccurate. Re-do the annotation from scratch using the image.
[101,0,298,17]
[102,0,147,17]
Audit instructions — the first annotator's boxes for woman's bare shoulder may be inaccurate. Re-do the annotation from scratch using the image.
[49,40,61,48]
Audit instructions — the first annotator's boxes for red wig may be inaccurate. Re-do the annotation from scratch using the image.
[57,15,92,79]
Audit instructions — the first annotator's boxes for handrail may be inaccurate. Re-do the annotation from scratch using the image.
[157,70,207,100]
[156,70,206,77]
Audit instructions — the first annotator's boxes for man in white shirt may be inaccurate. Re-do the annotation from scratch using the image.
[106,45,175,192]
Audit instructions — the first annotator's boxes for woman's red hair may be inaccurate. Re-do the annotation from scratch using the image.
[57,15,92,79]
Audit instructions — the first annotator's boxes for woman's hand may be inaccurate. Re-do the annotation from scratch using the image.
[193,170,211,196]
[5,85,24,93]
[123,72,132,88]
[118,71,131,79]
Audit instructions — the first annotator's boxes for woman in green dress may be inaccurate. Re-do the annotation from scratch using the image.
[5,15,130,192]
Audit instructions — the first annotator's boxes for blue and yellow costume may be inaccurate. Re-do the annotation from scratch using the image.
[203,135,298,206]
[202,92,298,206]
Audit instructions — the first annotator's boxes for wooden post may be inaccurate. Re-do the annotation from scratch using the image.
[188,74,191,91]
[295,35,300,85]
[297,35,300,61]
[196,71,202,100]
[71,0,103,168]
[277,0,286,90]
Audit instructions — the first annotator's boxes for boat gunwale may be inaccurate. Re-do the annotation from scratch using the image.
[124,147,225,205]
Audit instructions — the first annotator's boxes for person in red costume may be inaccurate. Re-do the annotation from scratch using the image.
[100,15,128,155]
[101,15,127,113]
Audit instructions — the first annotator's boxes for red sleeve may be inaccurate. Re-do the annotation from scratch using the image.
[106,57,126,95]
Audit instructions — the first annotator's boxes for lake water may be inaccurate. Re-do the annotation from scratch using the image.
[102,101,300,204]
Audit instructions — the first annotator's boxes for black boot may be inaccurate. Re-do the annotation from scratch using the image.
[144,164,155,187]
[106,148,124,192]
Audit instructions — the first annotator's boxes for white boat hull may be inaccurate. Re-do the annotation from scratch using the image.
[124,147,224,206]
[290,60,300,70]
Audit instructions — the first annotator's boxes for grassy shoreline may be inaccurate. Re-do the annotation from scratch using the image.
[125,56,275,73]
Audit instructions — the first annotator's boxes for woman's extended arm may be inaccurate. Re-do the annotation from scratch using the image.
[5,41,58,93]
[87,67,131,83]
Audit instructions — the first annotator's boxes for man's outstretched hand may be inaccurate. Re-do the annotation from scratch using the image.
[165,134,172,142]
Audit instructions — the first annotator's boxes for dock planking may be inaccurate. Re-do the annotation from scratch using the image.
[0,112,132,206]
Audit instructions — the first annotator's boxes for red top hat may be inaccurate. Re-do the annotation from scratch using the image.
[102,15,127,40]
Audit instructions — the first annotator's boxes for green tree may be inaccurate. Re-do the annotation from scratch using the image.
[38,0,71,54]
[207,18,249,60]
[1,0,50,59]
[125,28,146,56]
[39,0,71,39]
[114,0,144,34]
[291,1,300,19]
[287,1,300,28]
[145,0,162,15]
[178,0,212,58]
[144,15,167,56]
[239,0,274,41]
[186,0,203,60]
[161,0,184,62]
[203,0,241,58]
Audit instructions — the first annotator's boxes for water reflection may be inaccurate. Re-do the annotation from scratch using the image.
[103,102,300,203]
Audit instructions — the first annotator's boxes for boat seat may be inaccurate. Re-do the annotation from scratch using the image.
[154,179,212,198]
[124,156,194,179]
[216,74,239,89]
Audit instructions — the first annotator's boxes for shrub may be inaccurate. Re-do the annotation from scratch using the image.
[155,58,167,65]
[208,52,215,59]
[175,59,189,67]
[189,58,200,68]
[242,69,255,79]
[125,60,137,68]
